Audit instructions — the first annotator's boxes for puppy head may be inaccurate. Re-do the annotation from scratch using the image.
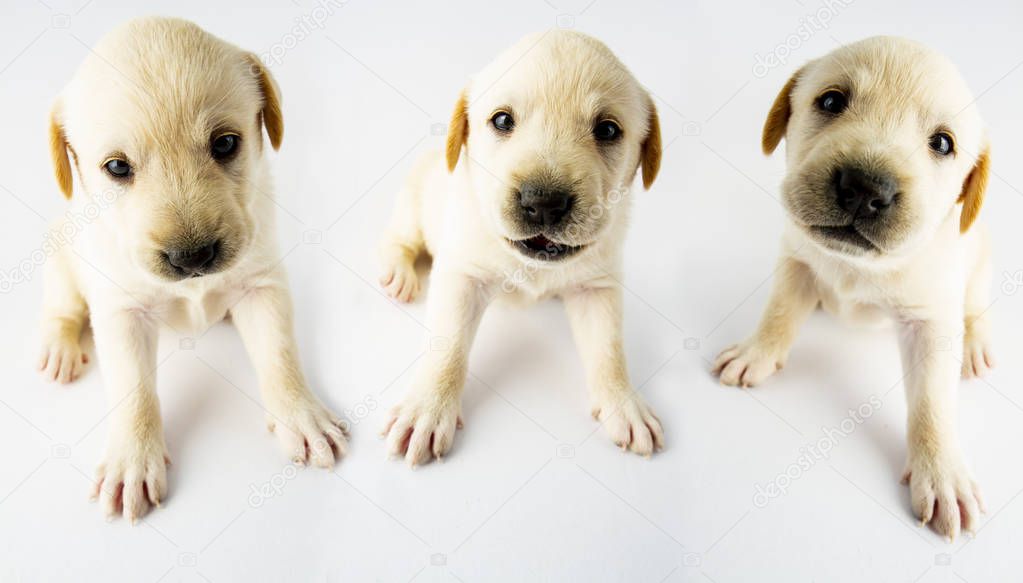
[446,31,661,262]
[49,17,282,281]
[764,37,989,259]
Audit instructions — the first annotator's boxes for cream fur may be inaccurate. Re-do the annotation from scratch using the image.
[714,37,992,540]
[38,17,347,523]
[379,31,664,465]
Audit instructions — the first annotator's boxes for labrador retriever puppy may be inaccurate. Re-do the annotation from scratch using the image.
[39,17,347,521]
[714,37,991,539]
[379,31,663,465]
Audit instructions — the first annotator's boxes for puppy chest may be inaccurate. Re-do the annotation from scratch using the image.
[814,274,890,327]
[494,264,603,304]
[492,280,551,305]
[161,290,234,332]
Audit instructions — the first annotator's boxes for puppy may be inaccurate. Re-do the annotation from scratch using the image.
[39,17,347,521]
[379,31,664,465]
[713,37,991,539]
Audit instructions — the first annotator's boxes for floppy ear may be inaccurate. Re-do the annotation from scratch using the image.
[762,67,804,155]
[49,105,73,199]
[640,98,662,189]
[446,89,469,172]
[958,146,990,234]
[247,55,283,151]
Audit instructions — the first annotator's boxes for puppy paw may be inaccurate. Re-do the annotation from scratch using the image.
[902,454,985,541]
[266,396,349,468]
[381,392,461,467]
[380,261,420,303]
[37,332,88,384]
[592,391,664,456]
[713,339,786,388]
[92,438,169,523]
[961,329,995,379]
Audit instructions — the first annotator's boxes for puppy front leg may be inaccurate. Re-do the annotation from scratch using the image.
[230,279,348,468]
[962,232,995,378]
[38,247,88,383]
[899,318,984,540]
[90,309,168,522]
[714,256,818,387]
[564,285,664,456]
[383,271,490,466]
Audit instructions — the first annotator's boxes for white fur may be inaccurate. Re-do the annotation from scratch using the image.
[714,37,992,540]
[38,17,347,523]
[379,31,664,465]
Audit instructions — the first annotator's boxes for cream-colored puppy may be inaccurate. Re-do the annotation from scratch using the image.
[714,37,992,539]
[379,31,664,465]
[39,18,347,521]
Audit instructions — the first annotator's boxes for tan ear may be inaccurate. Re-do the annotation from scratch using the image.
[49,106,73,199]
[762,68,803,155]
[958,146,990,233]
[247,55,283,151]
[446,89,469,172]
[640,99,662,189]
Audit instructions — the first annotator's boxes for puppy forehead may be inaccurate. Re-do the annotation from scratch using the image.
[800,37,981,129]
[63,18,259,149]
[471,30,646,124]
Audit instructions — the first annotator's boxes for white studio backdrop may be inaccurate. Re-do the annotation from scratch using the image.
[1,0,1022,581]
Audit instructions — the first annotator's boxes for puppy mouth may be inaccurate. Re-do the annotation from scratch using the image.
[162,261,223,281]
[153,238,236,281]
[810,224,877,252]
[507,235,586,261]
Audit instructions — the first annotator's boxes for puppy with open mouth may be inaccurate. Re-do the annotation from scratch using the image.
[379,31,663,465]
[714,37,992,539]
[39,18,347,522]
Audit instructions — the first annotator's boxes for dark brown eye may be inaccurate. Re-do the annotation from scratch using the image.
[211,134,240,160]
[593,120,621,142]
[491,111,514,133]
[929,132,954,156]
[816,90,848,115]
[104,158,132,178]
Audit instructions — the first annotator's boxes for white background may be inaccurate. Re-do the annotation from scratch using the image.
[1,0,1022,581]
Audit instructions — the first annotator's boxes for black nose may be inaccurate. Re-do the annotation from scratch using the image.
[519,184,573,227]
[834,167,898,219]
[165,241,219,276]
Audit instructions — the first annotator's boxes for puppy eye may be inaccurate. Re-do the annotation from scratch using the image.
[211,133,240,160]
[816,90,848,115]
[593,120,621,142]
[491,111,515,133]
[104,158,132,179]
[928,132,954,156]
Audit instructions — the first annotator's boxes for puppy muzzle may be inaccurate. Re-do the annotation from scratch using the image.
[833,166,898,220]
[801,163,902,255]
[505,179,588,261]
[162,240,221,278]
